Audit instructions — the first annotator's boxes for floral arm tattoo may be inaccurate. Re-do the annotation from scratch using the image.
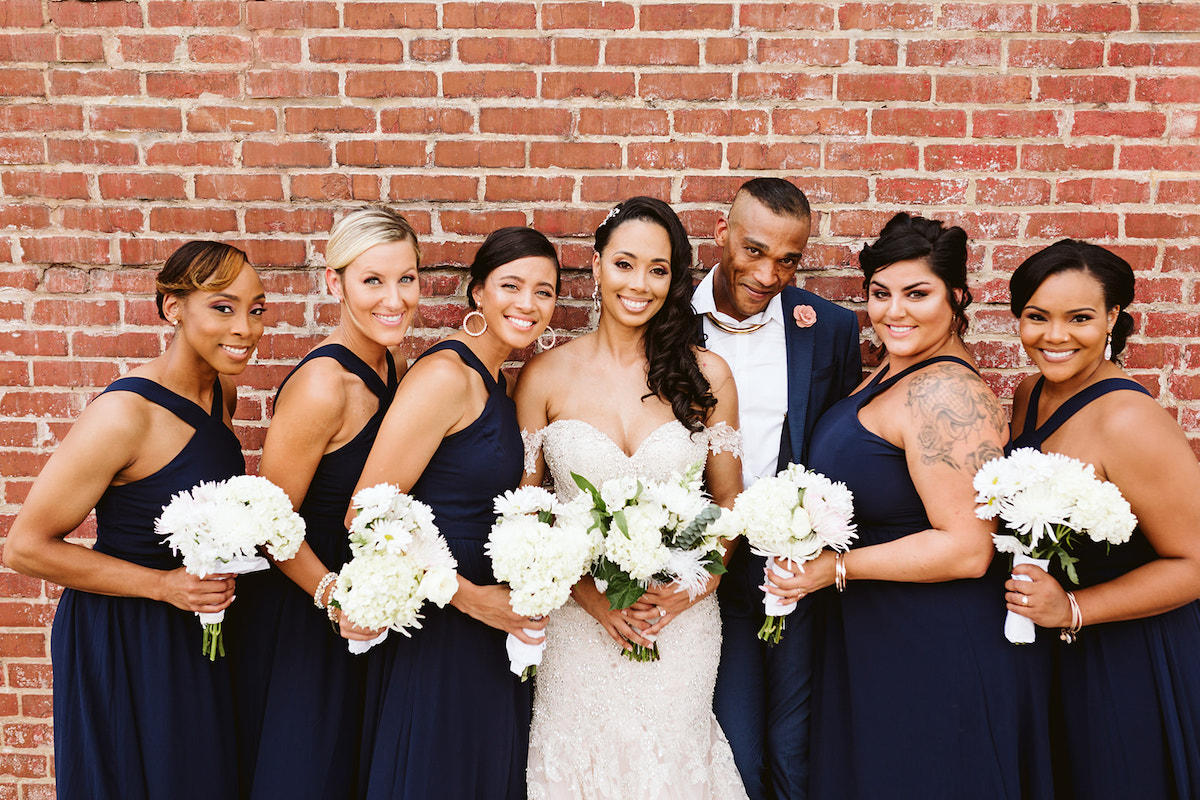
[906,366,1006,473]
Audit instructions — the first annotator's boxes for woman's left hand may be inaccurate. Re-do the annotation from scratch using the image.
[1005,562,1073,629]
[452,582,547,643]
[635,574,720,637]
[769,552,834,606]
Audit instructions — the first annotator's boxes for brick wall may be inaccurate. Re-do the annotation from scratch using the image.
[2,1,1199,794]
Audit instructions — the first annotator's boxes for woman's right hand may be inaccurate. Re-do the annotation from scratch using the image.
[339,614,386,642]
[572,577,653,651]
[157,568,236,614]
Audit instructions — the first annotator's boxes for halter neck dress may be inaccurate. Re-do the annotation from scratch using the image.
[51,377,245,799]
[1010,377,1200,799]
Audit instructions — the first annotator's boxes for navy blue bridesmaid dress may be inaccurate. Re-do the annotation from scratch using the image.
[227,344,397,799]
[51,377,244,799]
[806,356,1053,800]
[1010,377,1200,799]
[358,340,530,800]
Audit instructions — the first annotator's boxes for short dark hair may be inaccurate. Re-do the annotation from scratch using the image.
[859,212,973,337]
[155,240,250,320]
[466,227,561,310]
[735,177,811,220]
[1009,239,1136,362]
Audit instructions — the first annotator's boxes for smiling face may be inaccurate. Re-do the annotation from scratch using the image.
[164,261,266,374]
[593,218,673,329]
[1019,268,1119,389]
[329,239,420,349]
[713,195,810,321]
[471,255,558,350]
[867,258,960,364]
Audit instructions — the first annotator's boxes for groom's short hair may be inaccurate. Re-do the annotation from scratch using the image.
[735,177,810,222]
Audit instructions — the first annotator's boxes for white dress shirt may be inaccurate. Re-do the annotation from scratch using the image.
[693,269,789,489]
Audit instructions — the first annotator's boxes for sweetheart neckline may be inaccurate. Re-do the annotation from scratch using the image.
[541,418,687,461]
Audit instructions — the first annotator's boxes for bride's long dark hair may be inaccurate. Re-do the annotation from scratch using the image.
[594,197,715,433]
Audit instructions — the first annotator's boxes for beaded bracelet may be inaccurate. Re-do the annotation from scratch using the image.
[834,552,847,593]
[1060,591,1083,643]
[313,571,337,609]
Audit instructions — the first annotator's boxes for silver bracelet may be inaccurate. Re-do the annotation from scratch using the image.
[313,571,337,609]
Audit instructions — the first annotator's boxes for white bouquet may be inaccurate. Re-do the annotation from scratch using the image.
[573,463,726,662]
[331,484,458,654]
[713,463,857,645]
[974,447,1137,643]
[486,486,598,680]
[157,474,306,659]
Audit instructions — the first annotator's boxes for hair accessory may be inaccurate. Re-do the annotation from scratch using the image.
[592,284,601,313]
[537,326,558,351]
[1060,591,1083,643]
[602,205,621,227]
[834,551,847,592]
[463,309,487,337]
[314,572,337,610]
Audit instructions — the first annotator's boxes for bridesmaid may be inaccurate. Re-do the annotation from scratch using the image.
[785,213,1053,798]
[3,242,265,798]
[226,207,419,798]
[350,226,560,800]
[1003,240,1200,799]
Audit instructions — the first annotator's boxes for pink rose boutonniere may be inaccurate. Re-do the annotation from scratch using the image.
[793,305,817,328]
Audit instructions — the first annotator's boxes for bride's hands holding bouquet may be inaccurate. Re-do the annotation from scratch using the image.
[572,577,656,652]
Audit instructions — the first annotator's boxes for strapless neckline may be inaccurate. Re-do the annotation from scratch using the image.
[541,418,685,461]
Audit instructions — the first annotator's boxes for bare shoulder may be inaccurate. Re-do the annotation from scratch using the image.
[694,346,733,385]
[903,361,1006,471]
[274,356,349,421]
[1094,385,1187,456]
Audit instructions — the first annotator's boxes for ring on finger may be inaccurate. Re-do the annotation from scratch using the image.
[1021,595,1029,606]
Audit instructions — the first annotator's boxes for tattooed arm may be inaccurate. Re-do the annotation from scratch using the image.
[779,363,1006,598]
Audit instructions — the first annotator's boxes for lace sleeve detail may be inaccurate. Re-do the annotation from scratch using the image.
[521,427,544,476]
[706,422,743,458]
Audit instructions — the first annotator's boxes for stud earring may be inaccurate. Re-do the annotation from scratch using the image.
[463,309,487,337]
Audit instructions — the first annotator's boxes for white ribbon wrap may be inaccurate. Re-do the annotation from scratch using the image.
[195,555,270,626]
[505,628,547,677]
[1005,553,1050,644]
[348,630,389,655]
[762,560,798,618]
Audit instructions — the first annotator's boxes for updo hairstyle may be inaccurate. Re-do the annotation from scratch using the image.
[465,227,561,310]
[155,241,250,321]
[325,205,421,276]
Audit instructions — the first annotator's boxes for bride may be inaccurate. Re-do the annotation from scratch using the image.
[515,197,748,799]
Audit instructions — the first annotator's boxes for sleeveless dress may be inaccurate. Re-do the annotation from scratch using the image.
[227,345,397,799]
[51,377,245,799]
[1010,377,1200,800]
[357,340,530,800]
[523,418,749,800]
[806,356,1054,800]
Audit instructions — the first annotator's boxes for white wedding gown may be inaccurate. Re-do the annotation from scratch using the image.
[523,419,749,800]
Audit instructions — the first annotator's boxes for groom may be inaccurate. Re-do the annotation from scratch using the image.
[693,178,861,799]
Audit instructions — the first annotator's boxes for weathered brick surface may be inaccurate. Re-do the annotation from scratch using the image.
[2,3,1199,792]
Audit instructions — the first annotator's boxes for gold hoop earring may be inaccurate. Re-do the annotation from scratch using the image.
[463,309,487,337]
[537,327,558,351]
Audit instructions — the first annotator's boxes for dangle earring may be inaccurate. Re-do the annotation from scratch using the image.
[537,327,558,352]
[463,308,487,337]
[592,283,601,313]
[1104,332,1112,362]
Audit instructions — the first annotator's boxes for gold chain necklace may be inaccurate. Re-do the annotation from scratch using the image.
[704,312,769,335]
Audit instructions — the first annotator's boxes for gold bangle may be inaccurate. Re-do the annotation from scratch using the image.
[1060,591,1083,643]
[834,551,847,593]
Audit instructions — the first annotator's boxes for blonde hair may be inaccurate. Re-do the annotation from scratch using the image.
[325,206,421,275]
[155,241,250,320]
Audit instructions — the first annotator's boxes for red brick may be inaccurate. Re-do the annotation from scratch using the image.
[59,206,145,234]
[641,3,732,30]
[0,32,53,61]
[1136,76,1200,105]
[906,38,999,67]
[872,108,965,137]
[605,37,698,66]
[243,141,331,168]
[21,693,53,719]
[543,71,637,99]
[115,34,180,63]
[254,35,302,64]
[1159,180,1200,205]
[1121,145,1200,172]
[973,110,1060,138]
[578,108,668,136]
[336,140,427,168]
[1,171,88,200]
[0,0,43,27]
[0,136,42,164]
[553,37,600,66]
[146,71,240,99]
[839,3,935,29]
[51,0,141,26]
[118,239,189,267]
[544,2,635,29]
[245,1,339,29]
[147,0,238,26]
[292,173,382,202]
[231,238,309,268]
[31,298,119,327]
[937,75,1031,103]
[939,3,1031,30]
[149,207,238,234]
[90,105,181,133]
[248,70,338,98]
[344,3,438,28]
[875,178,969,205]
[853,38,898,66]
[381,107,473,134]
[41,266,88,293]
[1139,4,1200,31]
[773,108,866,136]
[434,140,523,169]
[1126,214,1200,240]
[97,173,187,201]
[1056,178,1149,205]
[480,107,570,136]
[345,71,437,98]
[407,37,450,61]
[188,34,252,64]
[531,141,620,169]
[1038,3,1131,32]
[673,108,766,136]
[32,359,121,388]
[839,73,930,102]
[284,106,376,134]
[826,142,919,171]
[439,210,529,237]
[926,145,1018,173]
[309,36,404,64]
[56,33,104,63]
[1039,75,1129,103]
[243,208,332,236]
[0,267,38,291]
[0,67,42,96]
[1025,212,1118,240]
[195,174,284,202]
[1022,144,1115,172]
[739,4,834,29]
[46,138,137,166]
[460,36,552,65]
[726,143,819,171]
[0,753,47,779]
[1110,42,1200,69]
[484,175,574,202]
[146,141,235,167]
[704,37,749,65]
[976,178,1051,206]
[0,330,68,357]
[1072,110,1165,139]
[443,3,536,28]
[757,37,849,66]
[737,72,832,101]
[789,176,869,205]
[187,108,275,135]
[443,71,537,98]
[388,174,478,203]
[0,104,83,132]
[1008,39,1104,69]
[582,176,673,203]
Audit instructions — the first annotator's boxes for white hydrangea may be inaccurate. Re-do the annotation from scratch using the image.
[606,503,672,581]
[493,486,558,518]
